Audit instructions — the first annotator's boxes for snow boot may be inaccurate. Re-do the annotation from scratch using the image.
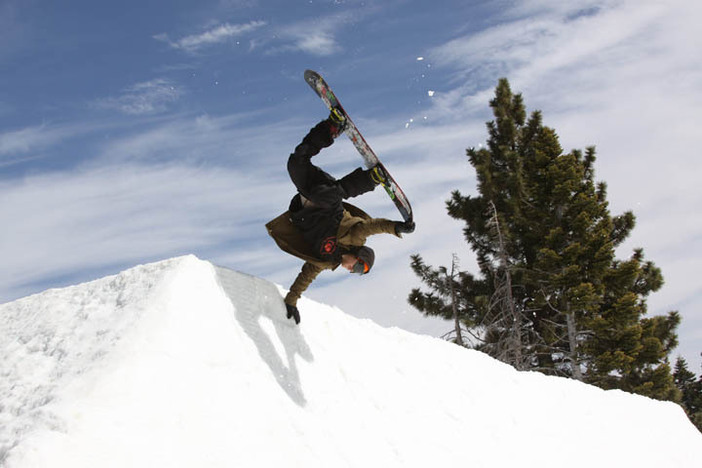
[327,108,348,139]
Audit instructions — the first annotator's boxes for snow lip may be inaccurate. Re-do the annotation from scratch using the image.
[0,255,200,464]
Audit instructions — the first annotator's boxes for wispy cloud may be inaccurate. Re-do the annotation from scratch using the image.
[1,125,53,156]
[0,160,287,299]
[275,22,341,56]
[0,124,89,168]
[0,107,319,301]
[260,12,361,56]
[154,12,360,57]
[428,0,685,115]
[155,20,266,53]
[92,112,300,167]
[95,79,182,115]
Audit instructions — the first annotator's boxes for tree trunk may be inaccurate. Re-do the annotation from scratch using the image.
[566,312,583,380]
[489,201,522,370]
[449,255,464,347]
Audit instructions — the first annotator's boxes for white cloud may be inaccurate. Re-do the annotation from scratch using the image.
[1,125,54,156]
[0,124,94,167]
[0,161,287,299]
[155,12,359,57]
[92,111,298,166]
[156,21,266,53]
[263,13,358,56]
[290,33,339,56]
[95,79,181,115]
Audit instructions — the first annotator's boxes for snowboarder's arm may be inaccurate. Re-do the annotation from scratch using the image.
[285,262,324,307]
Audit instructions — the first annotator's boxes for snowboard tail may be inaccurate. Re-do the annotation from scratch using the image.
[304,70,413,223]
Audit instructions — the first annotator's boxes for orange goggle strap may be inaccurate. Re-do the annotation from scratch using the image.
[352,257,370,275]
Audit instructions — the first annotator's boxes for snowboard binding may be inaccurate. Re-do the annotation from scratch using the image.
[328,107,348,139]
[370,164,389,186]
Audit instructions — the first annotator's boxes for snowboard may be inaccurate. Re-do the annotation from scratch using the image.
[304,70,413,223]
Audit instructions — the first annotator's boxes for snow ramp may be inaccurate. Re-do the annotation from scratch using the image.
[1,255,699,467]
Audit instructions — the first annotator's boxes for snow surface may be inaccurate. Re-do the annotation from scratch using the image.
[1,255,699,467]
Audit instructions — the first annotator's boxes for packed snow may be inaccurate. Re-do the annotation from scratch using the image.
[1,255,699,467]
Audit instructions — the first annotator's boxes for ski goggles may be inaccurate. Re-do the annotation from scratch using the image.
[352,257,370,275]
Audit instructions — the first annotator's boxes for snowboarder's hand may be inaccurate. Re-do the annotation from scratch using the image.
[395,220,415,237]
[286,303,301,324]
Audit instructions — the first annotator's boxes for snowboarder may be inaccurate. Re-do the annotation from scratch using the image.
[266,112,415,324]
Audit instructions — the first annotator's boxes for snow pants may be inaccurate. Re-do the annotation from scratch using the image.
[287,120,376,208]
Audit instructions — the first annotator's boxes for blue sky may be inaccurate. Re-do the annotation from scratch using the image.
[2,0,701,372]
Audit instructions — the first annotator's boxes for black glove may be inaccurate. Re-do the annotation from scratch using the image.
[286,303,301,325]
[395,220,416,236]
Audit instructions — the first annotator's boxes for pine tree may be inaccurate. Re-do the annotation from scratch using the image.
[410,78,681,399]
[583,249,681,399]
[409,254,485,346]
[674,356,702,432]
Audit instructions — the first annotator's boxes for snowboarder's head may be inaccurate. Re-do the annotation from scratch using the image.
[341,246,375,275]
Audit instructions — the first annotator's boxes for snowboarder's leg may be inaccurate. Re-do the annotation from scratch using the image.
[292,119,335,158]
[287,120,344,205]
[338,167,378,199]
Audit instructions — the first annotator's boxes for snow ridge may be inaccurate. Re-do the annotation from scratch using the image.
[1,255,699,467]
[0,258,178,463]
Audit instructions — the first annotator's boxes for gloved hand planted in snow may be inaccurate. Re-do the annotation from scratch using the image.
[286,303,300,325]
